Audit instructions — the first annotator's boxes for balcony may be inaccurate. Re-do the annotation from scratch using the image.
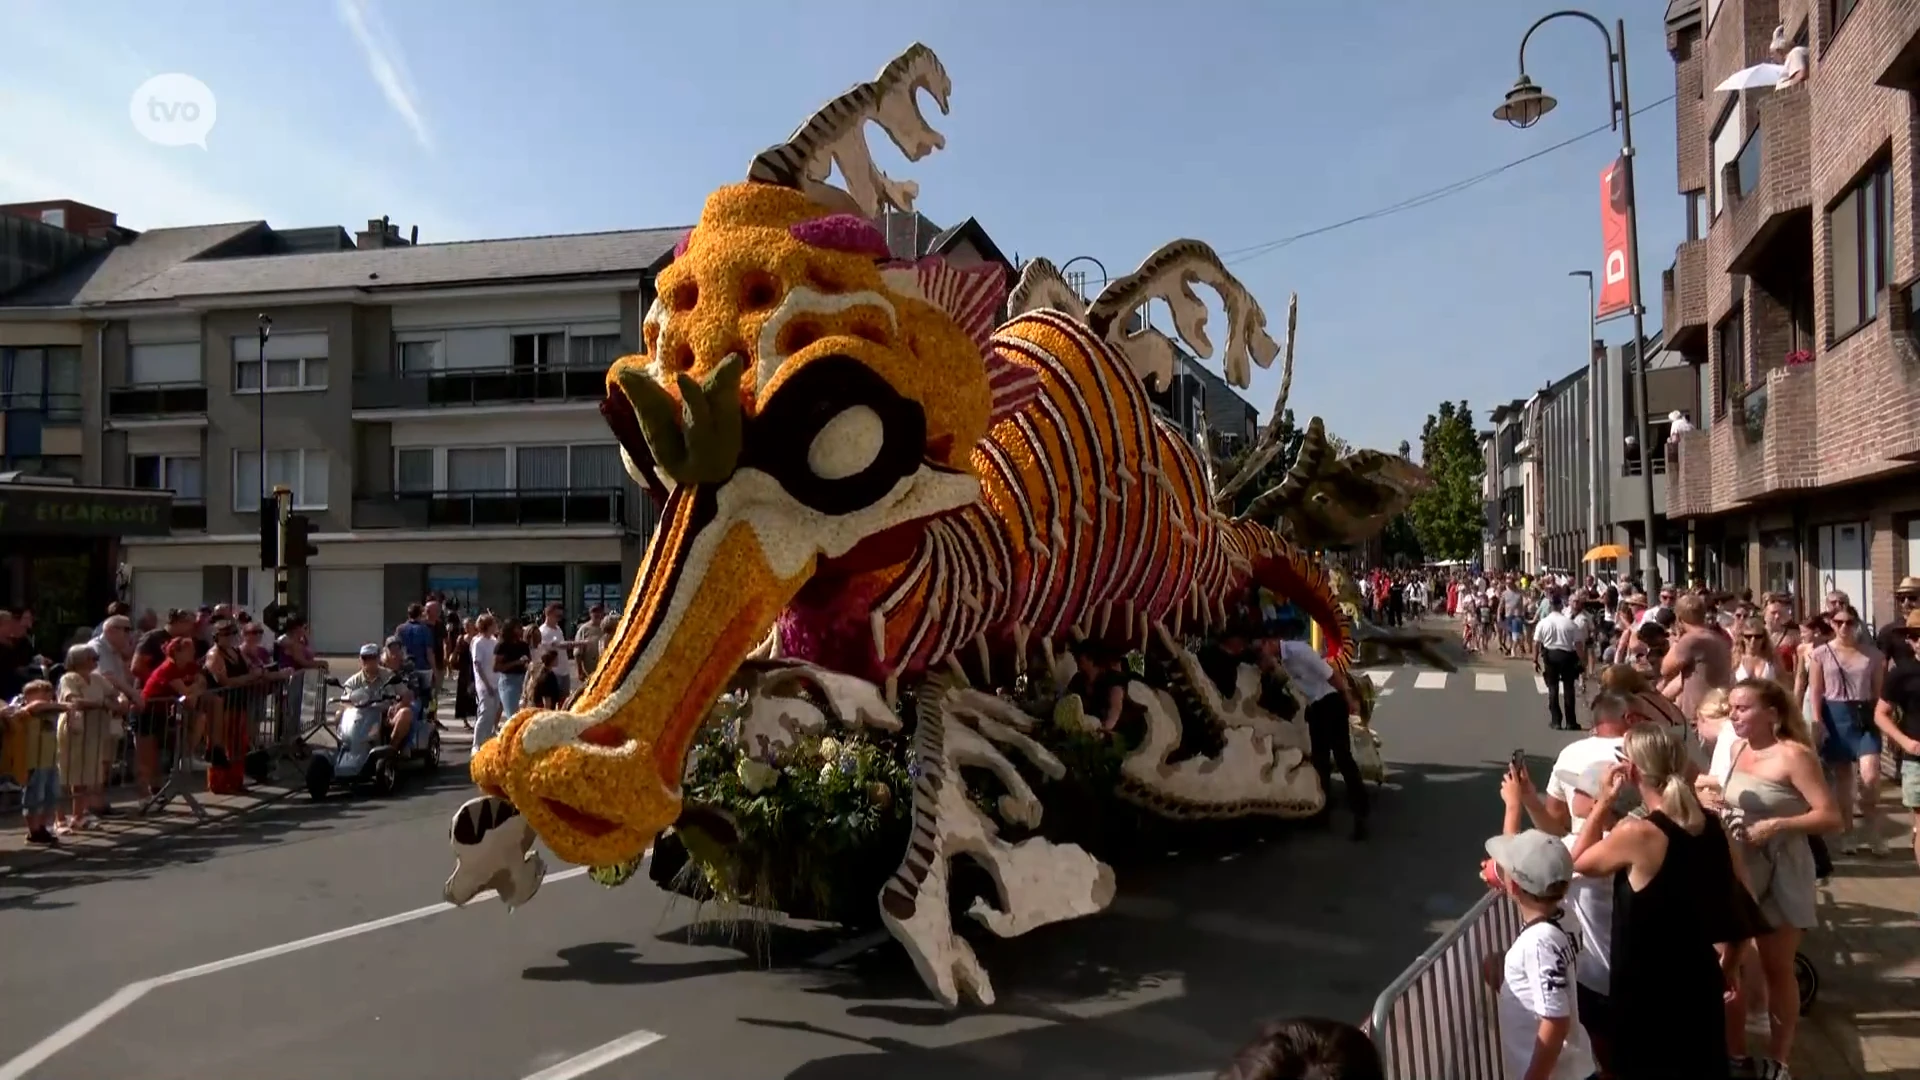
[351,487,627,530]
[1723,89,1811,278]
[169,498,208,532]
[1873,0,1920,92]
[1663,241,1709,353]
[107,383,208,420]
[353,366,607,411]
[1665,365,1819,517]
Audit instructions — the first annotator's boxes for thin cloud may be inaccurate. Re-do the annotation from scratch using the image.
[335,0,433,152]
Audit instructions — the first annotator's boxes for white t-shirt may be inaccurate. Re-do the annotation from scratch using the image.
[1546,735,1623,835]
[470,634,498,694]
[1498,918,1597,1080]
[538,622,569,656]
[1278,640,1336,703]
[1534,611,1587,653]
[1559,834,1614,995]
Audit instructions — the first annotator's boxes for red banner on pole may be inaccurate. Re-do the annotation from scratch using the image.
[1598,155,1632,317]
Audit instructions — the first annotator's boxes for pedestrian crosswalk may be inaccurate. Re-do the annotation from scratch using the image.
[1361,667,1568,695]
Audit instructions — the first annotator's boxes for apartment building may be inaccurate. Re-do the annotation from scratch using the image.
[1663,0,1920,623]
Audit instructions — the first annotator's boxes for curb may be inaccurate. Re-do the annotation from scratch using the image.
[0,782,303,875]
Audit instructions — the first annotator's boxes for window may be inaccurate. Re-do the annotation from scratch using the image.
[234,331,328,391]
[399,340,440,374]
[517,444,623,490]
[1,346,81,419]
[1715,307,1745,416]
[447,447,509,491]
[566,334,622,370]
[1735,127,1762,199]
[1829,158,1893,340]
[130,454,204,500]
[233,449,328,510]
[395,448,435,493]
[1831,0,1859,36]
[130,342,202,384]
[511,332,567,371]
[41,208,66,229]
[1686,191,1709,241]
[1710,99,1744,218]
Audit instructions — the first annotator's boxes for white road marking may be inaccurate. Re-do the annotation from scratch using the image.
[805,928,892,967]
[0,864,593,1080]
[1378,688,1396,697]
[1534,675,1550,694]
[1413,671,1447,690]
[520,1028,665,1080]
[1475,673,1507,693]
[1362,669,1392,687]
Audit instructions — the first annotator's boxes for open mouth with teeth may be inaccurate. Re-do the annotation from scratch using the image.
[466,182,997,869]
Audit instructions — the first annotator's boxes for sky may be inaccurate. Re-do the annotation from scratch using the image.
[0,0,1685,455]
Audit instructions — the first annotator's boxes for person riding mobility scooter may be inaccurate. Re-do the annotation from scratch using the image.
[306,640,439,798]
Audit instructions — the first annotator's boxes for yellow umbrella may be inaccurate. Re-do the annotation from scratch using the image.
[1583,543,1630,562]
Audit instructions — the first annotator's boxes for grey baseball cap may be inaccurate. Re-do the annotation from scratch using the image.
[1485,829,1575,895]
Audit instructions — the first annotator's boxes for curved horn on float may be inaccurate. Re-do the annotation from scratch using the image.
[745,42,952,218]
[1084,239,1281,393]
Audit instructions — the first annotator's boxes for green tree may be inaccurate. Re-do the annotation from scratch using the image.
[1406,400,1486,561]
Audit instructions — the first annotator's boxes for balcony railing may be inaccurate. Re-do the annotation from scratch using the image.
[353,365,608,410]
[170,498,208,531]
[352,487,626,529]
[1622,452,1668,477]
[107,383,208,419]
[0,391,82,421]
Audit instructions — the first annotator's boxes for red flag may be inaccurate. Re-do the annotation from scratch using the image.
[1598,155,1633,317]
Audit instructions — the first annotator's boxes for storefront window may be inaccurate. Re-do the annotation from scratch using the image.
[1760,531,1797,602]
[519,564,566,623]
[579,563,625,617]
[427,564,481,616]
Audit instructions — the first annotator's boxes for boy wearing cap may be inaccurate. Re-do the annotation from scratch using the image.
[1484,829,1596,1080]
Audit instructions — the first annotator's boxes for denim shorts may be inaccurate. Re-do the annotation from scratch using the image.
[23,767,61,813]
[1818,699,1883,764]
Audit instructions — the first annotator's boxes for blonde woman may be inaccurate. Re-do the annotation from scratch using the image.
[1718,676,1839,1070]
[1573,722,1761,1080]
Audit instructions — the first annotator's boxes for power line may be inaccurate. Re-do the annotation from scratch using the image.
[1219,93,1678,267]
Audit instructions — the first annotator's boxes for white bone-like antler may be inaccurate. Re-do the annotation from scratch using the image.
[1085,239,1282,392]
[745,43,951,219]
[1006,257,1088,320]
[1215,292,1299,510]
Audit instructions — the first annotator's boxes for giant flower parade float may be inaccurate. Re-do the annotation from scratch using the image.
[442,43,1443,1008]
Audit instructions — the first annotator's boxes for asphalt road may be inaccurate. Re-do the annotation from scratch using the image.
[0,648,1586,1080]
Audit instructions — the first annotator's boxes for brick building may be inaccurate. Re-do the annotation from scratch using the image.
[1662,0,1920,626]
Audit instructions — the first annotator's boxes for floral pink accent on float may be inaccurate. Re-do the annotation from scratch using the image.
[788,214,893,258]
[673,230,693,259]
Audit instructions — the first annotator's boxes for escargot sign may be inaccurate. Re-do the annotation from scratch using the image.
[0,485,173,537]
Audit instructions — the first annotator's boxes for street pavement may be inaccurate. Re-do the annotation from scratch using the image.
[0,643,1587,1080]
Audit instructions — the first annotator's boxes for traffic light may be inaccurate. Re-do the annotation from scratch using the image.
[284,513,318,567]
[259,497,280,569]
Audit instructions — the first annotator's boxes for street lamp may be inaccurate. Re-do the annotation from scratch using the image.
[1059,255,1109,300]
[1495,11,1661,594]
[256,314,272,503]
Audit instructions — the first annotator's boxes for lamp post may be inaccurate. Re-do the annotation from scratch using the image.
[256,314,272,503]
[1569,269,1598,554]
[1496,11,1661,594]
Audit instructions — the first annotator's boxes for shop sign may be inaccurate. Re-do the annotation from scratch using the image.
[0,486,173,537]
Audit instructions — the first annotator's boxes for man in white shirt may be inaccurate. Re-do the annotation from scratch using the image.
[536,603,574,698]
[1265,620,1368,840]
[1534,593,1588,731]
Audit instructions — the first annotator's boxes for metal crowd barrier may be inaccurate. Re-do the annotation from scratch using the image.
[107,669,324,821]
[1365,889,1525,1080]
